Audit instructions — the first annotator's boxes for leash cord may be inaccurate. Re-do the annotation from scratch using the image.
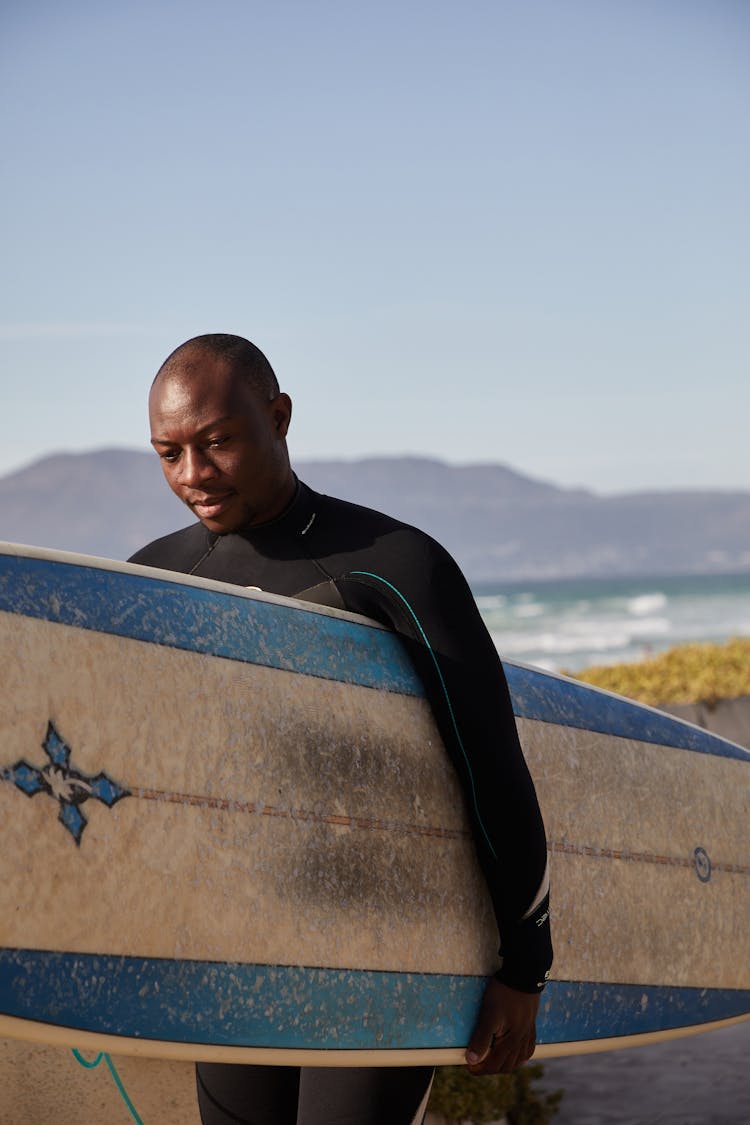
[72,1049,145,1124]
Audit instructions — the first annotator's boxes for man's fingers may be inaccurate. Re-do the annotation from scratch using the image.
[465,1036,492,1068]
[478,1035,533,1075]
[469,1031,526,1075]
[466,979,540,1073]
[465,991,503,1067]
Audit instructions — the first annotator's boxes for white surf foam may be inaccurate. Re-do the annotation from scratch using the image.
[476,572,750,672]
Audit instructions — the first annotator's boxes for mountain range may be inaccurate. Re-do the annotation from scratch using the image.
[2,449,749,582]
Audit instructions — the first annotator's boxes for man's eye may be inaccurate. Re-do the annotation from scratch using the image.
[160,450,180,463]
[207,437,227,449]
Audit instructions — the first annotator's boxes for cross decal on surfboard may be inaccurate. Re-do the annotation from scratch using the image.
[2,721,130,845]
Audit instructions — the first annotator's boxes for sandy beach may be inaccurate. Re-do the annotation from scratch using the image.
[538,1019,750,1124]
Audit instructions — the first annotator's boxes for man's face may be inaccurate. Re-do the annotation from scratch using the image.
[149,351,294,534]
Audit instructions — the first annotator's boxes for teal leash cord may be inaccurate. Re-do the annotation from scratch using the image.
[72,1049,145,1124]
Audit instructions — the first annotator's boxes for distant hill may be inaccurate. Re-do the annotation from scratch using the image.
[2,449,749,581]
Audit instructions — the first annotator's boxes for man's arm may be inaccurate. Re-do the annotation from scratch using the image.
[328,546,552,1065]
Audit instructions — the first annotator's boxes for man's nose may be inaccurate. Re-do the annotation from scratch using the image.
[177,448,218,487]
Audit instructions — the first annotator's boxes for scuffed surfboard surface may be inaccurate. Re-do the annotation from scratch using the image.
[0,543,748,1068]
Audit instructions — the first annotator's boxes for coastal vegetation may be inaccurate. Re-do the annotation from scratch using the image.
[427,1061,562,1124]
[569,636,750,706]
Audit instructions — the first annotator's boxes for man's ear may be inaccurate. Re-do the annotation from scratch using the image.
[272,392,292,437]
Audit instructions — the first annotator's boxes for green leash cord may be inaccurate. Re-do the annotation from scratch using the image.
[72,1049,144,1124]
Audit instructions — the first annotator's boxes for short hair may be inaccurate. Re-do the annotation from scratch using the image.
[155,334,280,399]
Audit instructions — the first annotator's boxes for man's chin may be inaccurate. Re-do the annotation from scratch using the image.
[192,504,248,535]
[195,513,246,534]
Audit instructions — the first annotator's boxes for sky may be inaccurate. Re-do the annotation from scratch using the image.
[2,0,748,494]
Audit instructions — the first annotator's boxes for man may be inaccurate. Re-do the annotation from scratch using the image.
[131,334,552,1125]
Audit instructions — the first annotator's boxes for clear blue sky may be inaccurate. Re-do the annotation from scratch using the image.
[2,0,748,493]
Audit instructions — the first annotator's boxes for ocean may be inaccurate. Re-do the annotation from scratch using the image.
[473,571,750,673]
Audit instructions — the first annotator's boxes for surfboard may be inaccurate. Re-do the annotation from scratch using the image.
[1,541,748,1075]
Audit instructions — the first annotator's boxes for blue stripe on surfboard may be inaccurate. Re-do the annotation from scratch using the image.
[0,553,746,761]
[503,663,750,762]
[0,949,748,1049]
[0,554,422,696]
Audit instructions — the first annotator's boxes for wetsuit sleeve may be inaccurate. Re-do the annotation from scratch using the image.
[329,546,552,994]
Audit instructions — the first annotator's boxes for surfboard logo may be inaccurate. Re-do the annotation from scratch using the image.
[2,721,130,845]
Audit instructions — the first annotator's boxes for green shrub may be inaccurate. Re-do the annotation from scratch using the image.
[427,1062,562,1124]
[568,636,750,707]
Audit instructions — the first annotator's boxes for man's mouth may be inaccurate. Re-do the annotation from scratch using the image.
[190,492,235,519]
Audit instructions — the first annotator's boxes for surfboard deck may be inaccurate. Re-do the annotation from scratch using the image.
[1,541,748,1069]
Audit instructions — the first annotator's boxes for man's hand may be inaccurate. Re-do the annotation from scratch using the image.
[465,978,539,1075]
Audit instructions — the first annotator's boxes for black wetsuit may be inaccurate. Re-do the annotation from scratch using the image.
[130,480,552,1125]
